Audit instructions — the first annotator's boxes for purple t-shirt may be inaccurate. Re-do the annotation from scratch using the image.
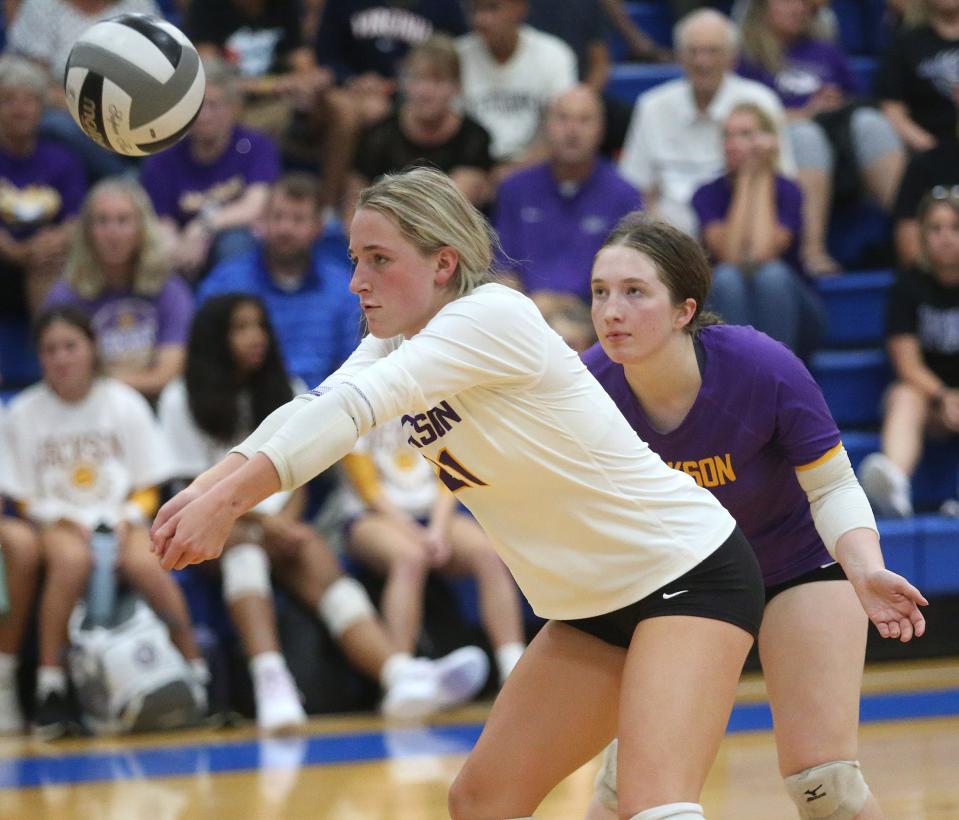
[0,140,86,240]
[691,173,805,276]
[44,276,194,370]
[494,160,642,301]
[583,324,839,586]
[737,37,859,109]
[140,126,280,227]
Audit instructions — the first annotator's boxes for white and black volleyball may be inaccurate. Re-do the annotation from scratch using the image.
[64,14,205,157]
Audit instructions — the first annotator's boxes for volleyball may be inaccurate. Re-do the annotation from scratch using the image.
[63,14,205,157]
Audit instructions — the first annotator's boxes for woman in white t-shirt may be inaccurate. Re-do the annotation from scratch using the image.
[338,417,526,687]
[0,406,40,735]
[159,294,489,730]
[4,307,205,740]
[150,169,922,819]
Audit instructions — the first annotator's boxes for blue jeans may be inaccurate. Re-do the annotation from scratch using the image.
[707,260,826,358]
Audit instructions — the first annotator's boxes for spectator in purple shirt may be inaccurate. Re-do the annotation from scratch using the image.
[0,56,86,319]
[739,0,905,276]
[693,102,824,358]
[44,178,194,402]
[140,57,281,284]
[494,85,641,317]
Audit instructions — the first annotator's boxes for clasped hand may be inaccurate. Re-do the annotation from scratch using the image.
[150,484,238,571]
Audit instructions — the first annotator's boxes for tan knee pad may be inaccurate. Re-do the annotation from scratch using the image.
[594,738,619,811]
[784,760,870,819]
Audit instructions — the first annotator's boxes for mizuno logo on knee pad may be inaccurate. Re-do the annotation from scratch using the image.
[785,760,870,819]
[805,784,826,801]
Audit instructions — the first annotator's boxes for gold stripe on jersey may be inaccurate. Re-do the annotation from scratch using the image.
[795,441,844,472]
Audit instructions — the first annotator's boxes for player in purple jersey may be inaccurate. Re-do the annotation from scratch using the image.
[583,213,927,820]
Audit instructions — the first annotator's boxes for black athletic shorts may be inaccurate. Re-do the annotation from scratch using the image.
[561,527,765,649]
[765,561,848,603]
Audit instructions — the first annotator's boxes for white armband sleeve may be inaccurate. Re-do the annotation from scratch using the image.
[794,445,878,559]
[231,393,314,461]
[257,388,370,491]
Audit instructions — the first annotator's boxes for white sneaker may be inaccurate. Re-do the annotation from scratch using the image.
[380,658,440,721]
[858,453,913,518]
[0,674,24,735]
[253,665,307,734]
[432,646,489,709]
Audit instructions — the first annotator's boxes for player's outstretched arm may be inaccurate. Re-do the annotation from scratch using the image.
[154,388,364,569]
[151,452,249,542]
[153,391,314,539]
[836,529,928,642]
[154,453,282,571]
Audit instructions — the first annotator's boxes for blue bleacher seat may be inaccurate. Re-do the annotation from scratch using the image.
[874,514,959,594]
[810,348,891,427]
[841,430,879,470]
[916,515,959,593]
[833,0,868,56]
[877,518,920,581]
[911,440,959,511]
[624,2,674,50]
[850,56,879,96]
[155,0,183,26]
[815,270,893,348]
[606,63,682,106]
[0,318,40,390]
[826,199,891,274]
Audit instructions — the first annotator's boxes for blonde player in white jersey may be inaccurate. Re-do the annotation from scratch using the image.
[145,167,908,819]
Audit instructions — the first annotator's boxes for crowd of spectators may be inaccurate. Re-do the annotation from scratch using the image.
[0,0,957,735]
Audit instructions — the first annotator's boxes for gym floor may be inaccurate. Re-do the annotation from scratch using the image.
[0,659,957,819]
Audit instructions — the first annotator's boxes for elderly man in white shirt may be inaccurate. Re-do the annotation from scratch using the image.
[618,9,795,235]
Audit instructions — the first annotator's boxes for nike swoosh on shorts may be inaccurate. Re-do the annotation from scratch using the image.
[662,589,689,599]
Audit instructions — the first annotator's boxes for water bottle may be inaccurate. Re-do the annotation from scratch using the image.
[86,524,118,627]
[0,543,10,620]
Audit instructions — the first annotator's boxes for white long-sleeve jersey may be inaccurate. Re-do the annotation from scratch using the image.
[237,284,736,620]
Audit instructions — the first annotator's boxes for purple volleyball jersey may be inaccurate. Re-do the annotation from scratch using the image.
[583,324,840,585]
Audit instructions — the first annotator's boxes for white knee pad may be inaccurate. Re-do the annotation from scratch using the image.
[594,739,619,811]
[221,543,271,602]
[629,803,704,820]
[318,576,376,637]
[784,760,870,820]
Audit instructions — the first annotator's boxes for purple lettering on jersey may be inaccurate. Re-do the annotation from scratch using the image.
[402,400,462,448]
